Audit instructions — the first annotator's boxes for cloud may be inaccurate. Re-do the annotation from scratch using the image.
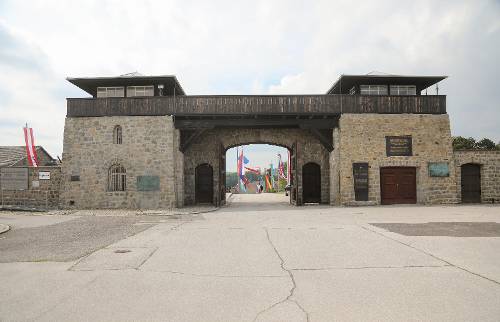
[0,0,499,159]
[0,22,67,157]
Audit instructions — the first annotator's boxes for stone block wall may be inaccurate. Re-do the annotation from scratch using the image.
[183,128,330,205]
[337,114,458,205]
[454,150,500,203]
[0,166,61,208]
[61,116,178,209]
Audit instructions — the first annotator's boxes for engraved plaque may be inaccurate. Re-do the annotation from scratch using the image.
[386,136,412,156]
[428,162,449,177]
[353,162,369,201]
[137,176,160,191]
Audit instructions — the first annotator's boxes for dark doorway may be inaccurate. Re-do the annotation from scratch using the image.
[380,167,416,205]
[302,162,321,203]
[461,163,481,203]
[195,163,213,204]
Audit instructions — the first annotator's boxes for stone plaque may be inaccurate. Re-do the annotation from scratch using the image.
[1,167,28,190]
[137,176,160,191]
[39,171,51,180]
[353,162,369,201]
[428,162,449,177]
[32,180,40,188]
[386,136,412,156]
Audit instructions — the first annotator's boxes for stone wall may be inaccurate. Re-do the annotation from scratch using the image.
[0,166,61,209]
[337,114,458,205]
[453,150,500,203]
[61,116,178,209]
[183,128,330,205]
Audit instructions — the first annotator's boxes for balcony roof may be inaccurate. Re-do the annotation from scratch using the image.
[67,74,185,97]
[327,74,447,94]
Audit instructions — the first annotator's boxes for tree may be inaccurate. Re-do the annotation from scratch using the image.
[475,138,496,150]
[452,136,476,150]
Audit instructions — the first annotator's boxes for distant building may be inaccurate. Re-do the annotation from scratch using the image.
[0,146,57,167]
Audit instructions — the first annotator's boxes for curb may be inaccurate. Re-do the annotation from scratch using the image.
[0,224,10,234]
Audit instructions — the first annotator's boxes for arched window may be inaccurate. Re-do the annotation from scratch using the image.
[113,125,122,144]
[108,164,126,191]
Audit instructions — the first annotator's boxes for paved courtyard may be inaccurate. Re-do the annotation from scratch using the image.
[1,194,500,321]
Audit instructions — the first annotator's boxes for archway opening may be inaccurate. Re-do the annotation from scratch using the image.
[225,143,291,205]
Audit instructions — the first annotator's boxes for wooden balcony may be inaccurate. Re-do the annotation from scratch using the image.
[66,94,446,117]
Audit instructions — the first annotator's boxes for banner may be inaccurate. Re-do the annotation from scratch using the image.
[23,126,39,167]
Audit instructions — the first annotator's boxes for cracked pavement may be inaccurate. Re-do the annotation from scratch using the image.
[1,193,500,321]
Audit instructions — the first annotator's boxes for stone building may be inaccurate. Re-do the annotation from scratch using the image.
[60,73,499,209]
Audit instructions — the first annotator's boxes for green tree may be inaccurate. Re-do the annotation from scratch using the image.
[475,138,497,150]
[225,172,238,189]
[452,136,475,150]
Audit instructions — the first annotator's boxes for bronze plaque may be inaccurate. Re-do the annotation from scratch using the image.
[137,176,160,191]
[386,136,412,156]
[353,163,369,201]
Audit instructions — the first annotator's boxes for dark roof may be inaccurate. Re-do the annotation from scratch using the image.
[67,74,186,97]
[327,74,447,94]
[0,146,55,167]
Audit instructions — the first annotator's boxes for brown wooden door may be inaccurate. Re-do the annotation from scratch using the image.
[380,167,416,205]
[195,164,213,204]
[302,162,321,203]
[461,164,481,203]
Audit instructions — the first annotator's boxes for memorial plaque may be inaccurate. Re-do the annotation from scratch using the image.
[428,162,449,177]
[39,171,51,180]
[386,136,412,156]
[137,176,160,191]
[353,162,369,201]
[1,167,28,190]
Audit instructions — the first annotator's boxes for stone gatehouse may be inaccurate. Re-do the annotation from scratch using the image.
[60,73,499,209]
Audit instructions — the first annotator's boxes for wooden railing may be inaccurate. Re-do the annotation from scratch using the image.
[67,95,446,117]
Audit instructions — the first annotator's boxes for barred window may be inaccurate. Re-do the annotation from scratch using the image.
[113,125,122,144]
[108,164,126,191]
[360,85,388,95]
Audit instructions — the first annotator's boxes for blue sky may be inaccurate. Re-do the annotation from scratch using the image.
[0,0,499,160]
[226,144,289,173]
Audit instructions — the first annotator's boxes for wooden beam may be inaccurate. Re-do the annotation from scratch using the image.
[307,128,334,152]
[179,129,207,152]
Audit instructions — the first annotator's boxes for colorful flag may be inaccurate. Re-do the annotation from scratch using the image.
[244,166,260,174]
[23,125,39,167]
[277,153,287,179]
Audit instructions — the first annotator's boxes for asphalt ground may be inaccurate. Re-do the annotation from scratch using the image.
[1,194,500,322]
[0,215,167,262]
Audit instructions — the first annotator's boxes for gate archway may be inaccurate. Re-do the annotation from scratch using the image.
[461,163,481,203]
[195,163,213,204]
[302,162,321,203]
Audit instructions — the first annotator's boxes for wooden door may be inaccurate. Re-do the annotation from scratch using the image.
[195,164,213,204]
[461,164,481,203]
[380,167,416,205]
[302,162,321,203]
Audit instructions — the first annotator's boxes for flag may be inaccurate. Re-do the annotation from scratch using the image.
[278,154,287,179]
[238,149,249,191]
[244,166,260,174]
[23,126,39,167]
[287,150,291,185]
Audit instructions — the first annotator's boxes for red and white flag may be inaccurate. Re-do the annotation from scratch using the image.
[23,126,39,167]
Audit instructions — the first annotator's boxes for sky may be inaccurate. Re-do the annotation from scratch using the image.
[226,144,288,173]
[0,0,499,164]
